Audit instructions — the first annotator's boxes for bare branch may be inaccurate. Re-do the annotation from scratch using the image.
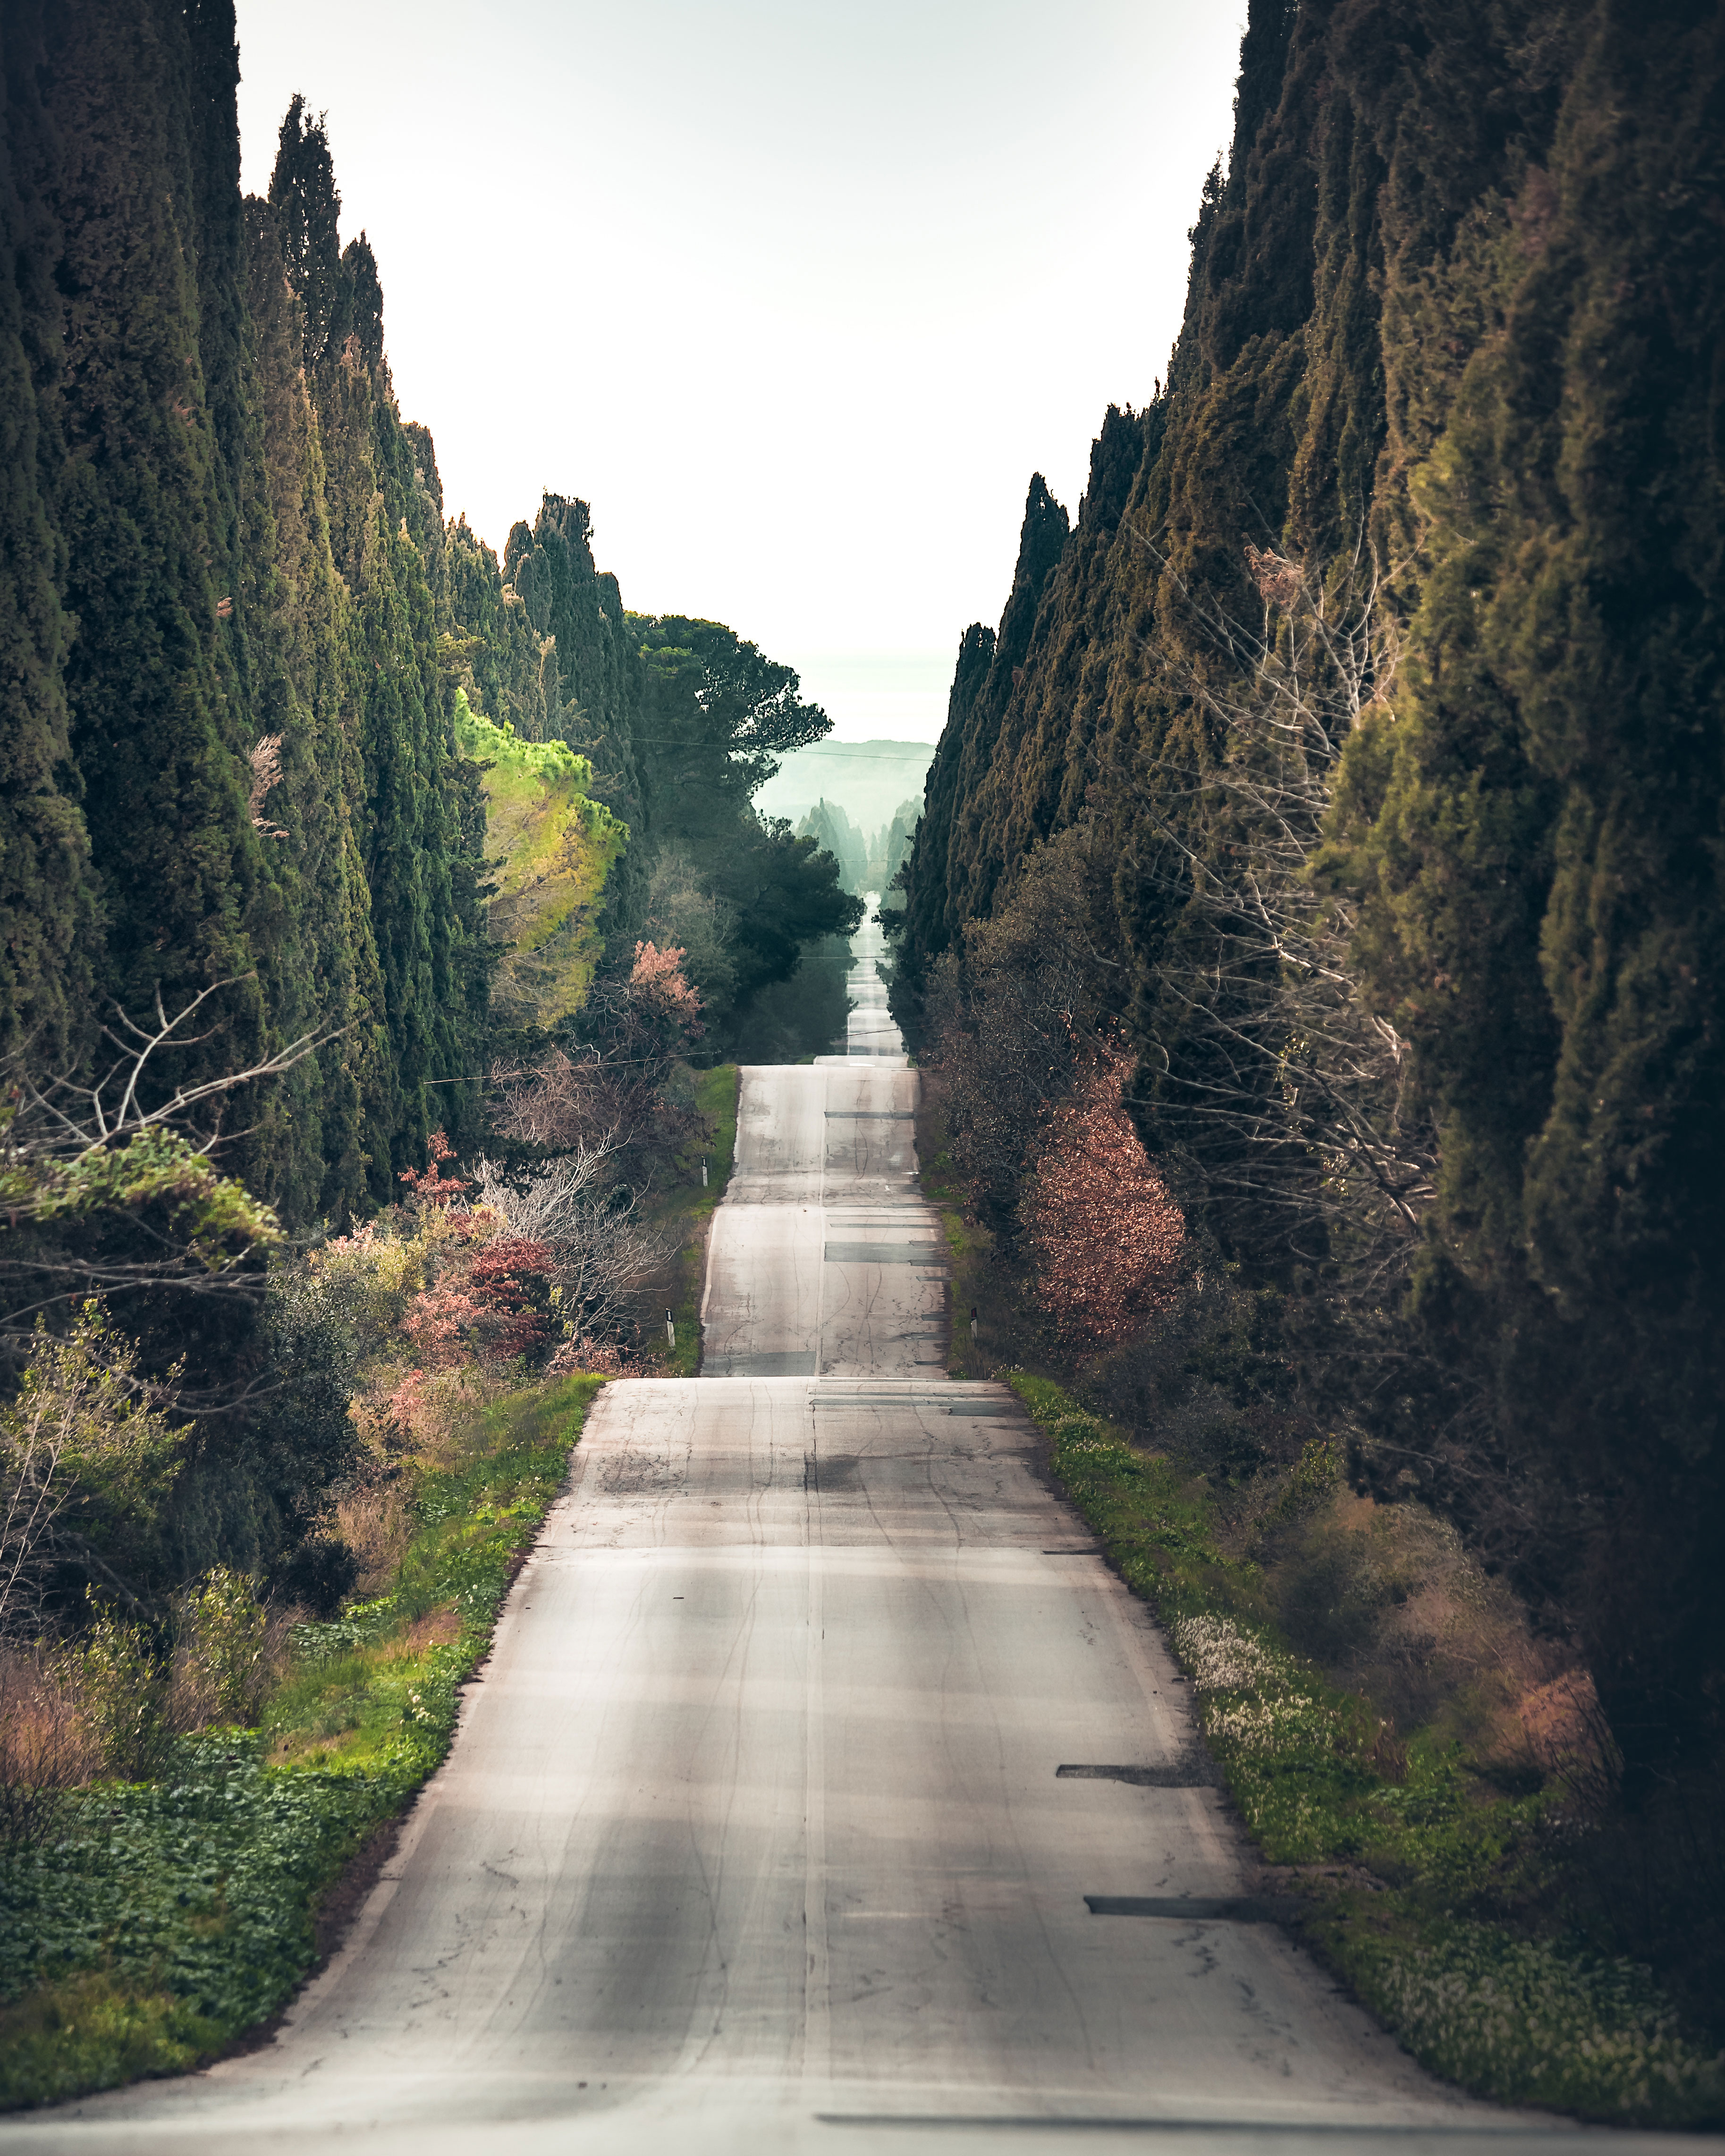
[1116,530,1435,1286]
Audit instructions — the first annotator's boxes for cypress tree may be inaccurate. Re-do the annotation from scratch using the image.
[0,0,93,1065]
[35,0,270,1112]
[893,0,1725,1771]
[504,495,650,941]
[267,101,482,1188]
[1324,0,1725,1774]
[243,194,383,1220]
[445,515,560,741]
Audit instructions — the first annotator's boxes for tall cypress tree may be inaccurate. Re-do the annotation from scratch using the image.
[35,0,269,1112]
[1325,0,1725,1773]
[504,495,649,941]
[892,0,1725,1772]
[444,515,560,740]
[242,194,383,1221]
[267,101,482,1188]
[0,0,93,1066]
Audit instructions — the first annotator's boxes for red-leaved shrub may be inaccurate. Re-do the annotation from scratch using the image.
[1024,1043,1184,1349]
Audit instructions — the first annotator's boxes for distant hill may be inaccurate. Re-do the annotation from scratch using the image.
[755,738,934,836]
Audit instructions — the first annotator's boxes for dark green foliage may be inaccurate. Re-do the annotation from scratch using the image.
[892,623,995,1028]
[0,1,93,1068]
[713,822,863,1027]
[0,4,864,1603]
[1322,0,1725,1777]
[268,102,483,1188]
[620,611,857,1045]
[895,0,1725,1789]
[38,0,271,1116]
[444,515,559,740]
[633,613,831,811]
[0,11,494,1597]
[0,22,483,1221]
[240,195,383,1221]
[504,496,649,925]
[726,939,854,1065]
[163,1265,366,1590]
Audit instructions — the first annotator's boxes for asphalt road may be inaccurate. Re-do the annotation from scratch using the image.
[8,913,1713,2155]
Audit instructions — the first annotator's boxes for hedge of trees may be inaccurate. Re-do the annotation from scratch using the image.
[0,0,858,1608]
[892,0,1725,1794]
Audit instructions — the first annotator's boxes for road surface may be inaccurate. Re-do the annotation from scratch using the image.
[7,911,1710,2154]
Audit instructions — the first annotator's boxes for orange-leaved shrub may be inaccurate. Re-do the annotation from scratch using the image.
[1023,1041,1184,1350]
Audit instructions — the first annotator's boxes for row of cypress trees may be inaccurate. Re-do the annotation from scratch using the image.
[0,1,859,1230]
[1,2,485,1222]
[893,0,1725,1785]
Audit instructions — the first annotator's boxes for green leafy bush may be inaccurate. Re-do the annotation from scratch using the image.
[66,1607,168,1783]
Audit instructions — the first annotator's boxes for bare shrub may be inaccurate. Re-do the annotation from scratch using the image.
[546,1336,647,1378]
[474,1141,616,1239]
[0,977,324,1357]
[476,1157,673,1348]
[491,941,705,1182]
[1117,532,1435,1287]
[0,1646,94,1849]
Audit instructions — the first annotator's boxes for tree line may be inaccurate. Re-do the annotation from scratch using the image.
[891,0,1725,1821]
[0,0,858,1623]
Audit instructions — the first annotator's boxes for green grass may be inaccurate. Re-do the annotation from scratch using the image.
[654,1063,738,1376]
[914,1137,991,1379]
[0,1374,605,2110]
[686,1064,739,1228]
[1005,1372,1725,2128]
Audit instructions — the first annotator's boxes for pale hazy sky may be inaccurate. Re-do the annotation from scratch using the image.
[235,0,1241,737]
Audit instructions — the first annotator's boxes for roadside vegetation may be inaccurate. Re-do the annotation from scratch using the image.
[922,953,1725,2130]
[1011,1374,1724,2126]
[0,1374,602,2110]
[0,938,740,2108]
[649,1064,739,1378]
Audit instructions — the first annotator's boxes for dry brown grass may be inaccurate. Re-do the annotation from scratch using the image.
[0,1646,96,1848]
[329,1482,414,1594]
[1238,1485,1587,1773]
[400,1608,460,1652]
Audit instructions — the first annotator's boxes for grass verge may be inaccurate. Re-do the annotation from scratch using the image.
[0,1373,605,2111]
[647,1062,738,1376]
[1006,1370,1725,2129]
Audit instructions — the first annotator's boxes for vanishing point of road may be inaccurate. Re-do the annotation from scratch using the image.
[7,916,1716,2156]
